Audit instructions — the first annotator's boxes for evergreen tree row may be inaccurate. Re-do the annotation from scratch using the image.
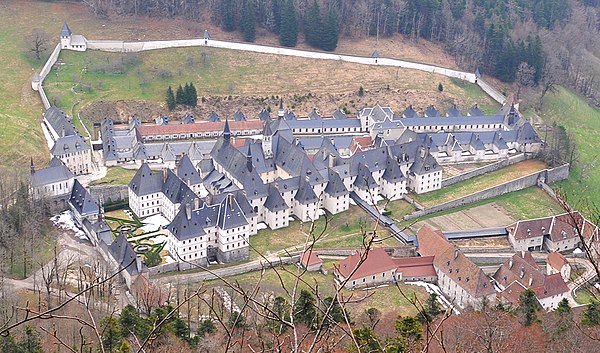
[304,0,340,51]
[166,83,197,110]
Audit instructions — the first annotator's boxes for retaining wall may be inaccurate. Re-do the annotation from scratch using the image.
[442,154,526,187]
[89,185,129,205]
[477,79,507,105]
[404,164,570,220]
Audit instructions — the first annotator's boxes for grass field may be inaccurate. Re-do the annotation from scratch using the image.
[412,160,547,208]
[211,264,428,317]
[249,206,399,260]
[90,167,137,186]
[536,86,600,212]
[402,187,564,230]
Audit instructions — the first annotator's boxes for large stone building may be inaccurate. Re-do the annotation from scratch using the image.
[29,157,75,210]
[507,212,586,252]
[417,226,496,309]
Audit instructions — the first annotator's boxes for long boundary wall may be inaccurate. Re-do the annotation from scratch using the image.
[35,43,62,110]
[442,154,527,187]
[404,164,570,220]
[477,79,507,105]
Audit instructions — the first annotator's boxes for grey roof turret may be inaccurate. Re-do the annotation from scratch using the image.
[70,179,99,216]
[324,170,349,197]
[60,22,72,37]
[264,184,288,212]
[295,180,319,204]
[128,163,163,196]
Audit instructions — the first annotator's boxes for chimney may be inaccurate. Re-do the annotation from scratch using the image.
[454,249,458,259]
[229,193,234,211]
[520,267,525,279]
[420,147,426,159]
[136,255,142,274]
[521,250,525,258]
[328,154,335,168]
[528,277,533,287]
[194,197,200,209]
[509,258,513,269]
[185,203,192,220]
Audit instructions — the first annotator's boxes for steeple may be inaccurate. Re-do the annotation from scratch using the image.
[223,118,231,142]
[262,121,273,159]
[246,143,253,172]
[60,22,72,38]
[278,97,285,118]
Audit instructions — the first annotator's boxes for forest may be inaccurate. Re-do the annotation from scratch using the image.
[58,0,600,106]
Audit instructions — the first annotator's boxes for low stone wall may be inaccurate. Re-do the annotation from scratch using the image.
[442,154,526,187]
[89,185,128,205]
[404,164,570,220]
[477,78,507,105]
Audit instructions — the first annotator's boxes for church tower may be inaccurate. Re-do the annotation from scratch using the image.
[223,118,231,143]
[262,121,273,159]
[60,22,72,49]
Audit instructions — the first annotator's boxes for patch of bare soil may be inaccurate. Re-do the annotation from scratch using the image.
[81,84,486,123]
[415,203,517,232]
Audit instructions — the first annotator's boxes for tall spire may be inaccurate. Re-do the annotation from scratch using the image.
[223,118,231,142]
[278,97,285,119]
[246,142,253,172]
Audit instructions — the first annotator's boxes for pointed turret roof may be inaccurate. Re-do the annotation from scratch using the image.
[223,118,231,141]
[60,22,72,37]
[263,120,273,136]
[264,184,288,212]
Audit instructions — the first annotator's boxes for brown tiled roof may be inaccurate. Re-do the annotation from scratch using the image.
[532,273,569,299]
[349,136,373,154]
[138,120,263,136]
[335,248,397,281]
[393,256,436,278]
[300,250,322,267]
[549,212,583,242]
[499,280,528,307]
[416,225,452,257]
[417,225,495,298]
[493,252,545,289]
[547,251,568,271]
[510,216,552,240]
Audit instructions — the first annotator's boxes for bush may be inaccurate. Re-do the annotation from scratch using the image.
[438,82,444,92]
[358,86,365,97]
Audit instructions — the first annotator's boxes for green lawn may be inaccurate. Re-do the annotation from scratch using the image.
[210,264,428,317]
[249,206,398,260]
[448,78,501,114]
[379,199,416,223]
[402,187,564,228]
[574,288,596,305]
[413,160,547,208]
[536,86,600,213]
[90,167,137,186]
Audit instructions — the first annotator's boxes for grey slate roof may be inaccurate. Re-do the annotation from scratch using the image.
[332,108,347,120]
[258,108,271,121]
[410,151,440,176]
[45,106,76,137]
[217,194,249,230]
[382,156,406,183]
[233,110,246,121]
[60,22,72,37]
[353,163,378,190]
[128,163,163,196]
[517,122,541,144]
[468,104,484,117]
[162,169,196,205]
[208,112,220,122]
[176,155,202,186]
[51,135,90,156]
[93,220,113,246]
[424,105,440,117]
[470,135,486,151]
[308,109,322,120]
[168,205,207,241]
[109,233,146,276]
[69,179,99,216]
[324,169,349,197]
[264,184,288,212]
[30,157,74,187]
[181,114,195,124]
[295,180,319,204]
[446,105,462,117]
[283,110,297,120]
[402,106,418,118]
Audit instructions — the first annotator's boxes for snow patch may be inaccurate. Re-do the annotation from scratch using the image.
[152,234,168,244]
[140,224,160,233]
[406,281,460,315]
[50,211,86,240]
[164,255,176,264]
[142,214,170,227]
[257,222,268,230]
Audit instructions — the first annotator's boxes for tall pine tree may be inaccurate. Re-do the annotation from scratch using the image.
[166,85,176,110]
[279,0,298,47]
[188,82,198,107]
[241,0,256,42]
[175,85,185,105]
[183,82,191,106]
[321,9,340,51]
[304,1,322,48]
[221,0,236,32]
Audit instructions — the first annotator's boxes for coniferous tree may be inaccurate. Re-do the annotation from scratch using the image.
[304,1,322,48]
[241,0,256,42]
[166,85,176,110]
[320,8,340,51]
[175,84,185,105]
[188,82,198,107]
[221,0,236,32]
[519,289,541,326]
[279,0,298,47]
[183,82,191,106]
[271,0,283,33]
[294,289,318,328]
[582,301,600,326]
